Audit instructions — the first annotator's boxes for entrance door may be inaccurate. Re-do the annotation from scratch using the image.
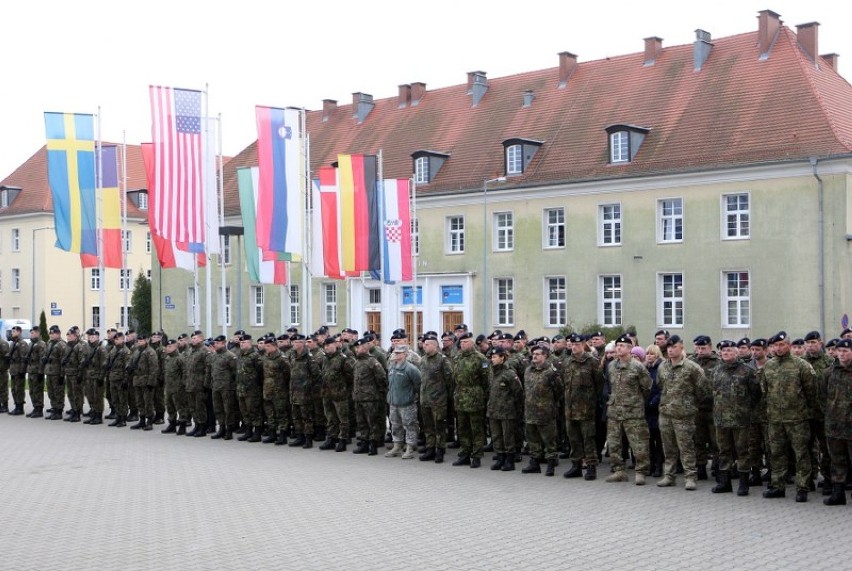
[366,311,382,339]
[402,311,423,341]
[442,311,464,334]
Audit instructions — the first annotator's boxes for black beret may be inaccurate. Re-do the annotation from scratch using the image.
[717,339,736,350]
[343,328,358,335]
[497,333,513,341]
[323,337,337,346]
[693,335,711,346]
[286,327,299,333]
[85,328,97,336]
[114,331,124,338]
[66,329,77,335]
[317,325,329,335]
[193,330,204,337]
[352,338,368,347]
[422,335,438,342]
[177,333,189,340]
[213,335,227,343]
[291,333,306,341]
[616,334,632,344]
[137,333,148,341]
[31,325,40,332]
[11,325,22,331]
[836,338,852,349]
[531,344,551,355]
[568,333,584,343]
[49,325,61,334]
[233,330,246,337]
[390,332,403,341]
[454,323,468,331]
[491,346,507,356]
[737,337,751,347]
[513,332,526,341]
[441,331,455,340]
[768,331,788,344]
[166,339,177,347]
[803,330,821,342]
[841,328,852,337]
[750,338,768,348]
[276,334,289,341]
[240,334,252,341]
[666,335,683,347]
[475,334,486,344]
[551,334,564,342]
[654,329,670,338]
[588,330,604,338]
[458,332,472,340]
[825,338,839,348]
[791,338,805,346]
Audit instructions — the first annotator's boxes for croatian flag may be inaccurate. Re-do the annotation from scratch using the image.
[381,179,412,283]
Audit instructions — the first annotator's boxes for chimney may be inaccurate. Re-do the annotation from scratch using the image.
[796,22,819,62]
[558,52,578,88]
[693,29,712,71]
[758,9,782,59]
[322,99,337,122]
[644,36,663,66]
[467,71,488,106]
[398,84,411,109]
[821,53,839,71]
[352,92,374,124]
[411,82,426,106]
[523,90,534,108]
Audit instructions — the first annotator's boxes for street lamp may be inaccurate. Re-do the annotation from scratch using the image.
[31,226,55,323]
[482,177,507,334]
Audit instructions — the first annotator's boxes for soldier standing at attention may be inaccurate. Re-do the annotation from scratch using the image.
[418,335,455,463]
[803,330,834,494]
[7,325,28,416]
[318,336,354,452]
[0,333,10,413]
[82,329,107,425]
[385,345,422,460]
[148,331,167,425]
[262,335,292,446]
[62,328,85,423]
[605,334,652,485]
[128,334,160,431]
[562,333,604,481]
[184,331,208,437]
[209,335,238,441]
[161,339,187,434]
[105,332,130,427]
[690,335,720,481]
[821,338,852,505]
[711,340,761,496]
[486,347,522,471]
[351,337,388,456]
[521,344,561,476]
[124,330,140,422]
[25,326,46,418]
[43,325,66,420]
[235,334,264,443]
[762,331,818,502]
[451,332,491,468]
[288,334,320,449]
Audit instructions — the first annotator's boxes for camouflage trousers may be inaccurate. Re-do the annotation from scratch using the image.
[827,438,852,484]
[489,417,518,454]
[694,409,717,465]
[567,419,598,466]
[421,404,448,450]
[11,373,26,406]
[134,385,155,419]
[456,409,486,459]
[0,371,8,405]
[189,390,207,425]
[716,426,751,472]
[389,403,419,446]
[165,386,187,423]
[47,375,65,413]
[526,421,558,461]
[312,392,326,431]
[607,418,650,475]
[109,380,127,417]
[154,383,165,417]
[354,400,385,442]
[28,373,45,408]
[212,389,237,429]
[238,386,263,428]
[68,374,84,412]
[127,381,137,413]
[323,397,349,440]
[660,414,697,479]
[265,391,291,433]
[748,422,769,469]
[291,402,313,437]
[87,378,105,413]
[808,419,831,483]
[768,421,812,491]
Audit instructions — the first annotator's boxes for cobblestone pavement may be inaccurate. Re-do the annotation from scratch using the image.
[1,396,850,571]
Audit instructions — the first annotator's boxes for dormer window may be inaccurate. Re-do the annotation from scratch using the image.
[0,189,7,208]
[0,185,21,209]
[138,191,148,210]
[411,150,449,185]
[502,138,543,176]
[605,124,650,164]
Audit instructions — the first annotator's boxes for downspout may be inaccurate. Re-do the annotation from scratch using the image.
[809,157,826,336]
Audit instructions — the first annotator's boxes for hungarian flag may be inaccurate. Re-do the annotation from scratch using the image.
[237,166,287,285]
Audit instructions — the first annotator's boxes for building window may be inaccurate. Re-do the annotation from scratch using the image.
[659,273,684,327]
[120,306,132,329]
[0,189,7,208]
[146,269,151,281]
[368,288,382,305]
[216,286,231,327]
[446,216,465,254]
[187,286,198,326]
[600,275,623,327]
[251,286,265,326]
[120,269,132,290]
[411,218,419,256]
[494,278,514,327]
[11,268,20,291]
[289,285,300,326]
[323,283,338,325]
[543,207,565,249]
[137,192,148,210]
[12,228,20,252]
[658,198,683,243]
[145,231,152,254]
[545,276,566,327]
[506,144,523,174]
[610,131,629,163]
[122,230,132,253]
[91,306,101,329]
[599,203,622,246]
[221,235,231,266]
[723,193,749,239]
[414,156,429,184]
[723,271,750,327]
[493,212,514,251]
[90,268,101,290]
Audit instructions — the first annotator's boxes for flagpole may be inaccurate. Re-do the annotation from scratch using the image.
[202,85,213,335]
[121,133,128,329]
[96,106,106,335]
[218,113,227,337]
[302,113,311,332]
[377,148,391,334]
[410,177,418,340]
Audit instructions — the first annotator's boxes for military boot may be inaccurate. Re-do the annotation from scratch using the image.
[490,453,505,471]
[142,417,154,431]
[176,422,187,436]
[545,459,557,477]
[696,463,709,481]
[235,422,248,435]
[210,425,226,439]
[104,409,116,420]
[584,465,597,481]
[223,426,234,440]
[288,433,306,447]
[127,410,139,422]
[90,412,103,425]
[712,471,732,493]
[605,470,628,483]
[30,407,43,419]
[248,428,262,443]
[334,439,347,452]
[824,483,847,506]
[402,445,417,460]
[0,402,8,413]
[82,409,92,418]
[131,416,146,430]
[9,403,24,416]
[434,448,445,464]
[762,486,786,499]
[153,413,165,425]
[275,431,288,446]
[563,461,583,478]
[238,427,254,441]
[385,442,404,458]
[367,440,379,455]
[748,467,763,487]
[162,420,178,434]
[319,437,337,450]
[419,448,436,462]
[352,440,369,454]
[115,415,127,428]
[313,426,327,442]
[452,454,471,466]
[84,412,96,425]
[521,458,541,474]
[501,454,515,471]
[470,457,481,468]
[795,489,808,503]
[262,430,278,444]
[737,472,750,496]
[108,414,122,427]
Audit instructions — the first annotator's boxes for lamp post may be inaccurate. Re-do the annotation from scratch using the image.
[31,226,55,323]
[482,177,507,334]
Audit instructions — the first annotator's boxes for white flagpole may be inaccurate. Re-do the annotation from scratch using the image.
[121,133,128,329]
[203,85,213,335]
[218,113,227,337]
[410,177,418,340]
[96,106,106,335]
[302,111,311,333]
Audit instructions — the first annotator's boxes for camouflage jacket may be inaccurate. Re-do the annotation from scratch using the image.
[563,351,603,421]
[129,345,159,388]
[43,339,66,376]
[320,350,354,400]
[25,339,46,375]
[262,349,291,398]
[81,341,106,381]
[761,352,817,423]
[184,345,208,391]
[712,359,760,428]
[822,360,852,439]
[289,349,320,404]
[352,352,387,402]
[487,363,523,420]
[235,348,263,395]
[606,358,652,421]
[163,351,186,391]
[8,337,27,375]
[507,350,528,384]
[419,352,454,408]
[209,347,237,391]
[452,349,491,412]
[62,340,84,377]
[524,362,561,425]
[105,344,130,383]
[0,338,9,373]
[689,353,720,411]
[805,351,834,419]
[657,357,710,420]
[370,346,388,372]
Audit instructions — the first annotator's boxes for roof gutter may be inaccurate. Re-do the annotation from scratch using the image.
[809,156,826,337]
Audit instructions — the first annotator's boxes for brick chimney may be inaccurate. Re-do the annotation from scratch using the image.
[398,84,411,109]
[352,92,374,124]
[467,71,488,106]
[644,37,663,66]
[694,29,712,71]
[411,82,426,106]
[821,53,839,71]
[796,22,819,62]
[758,9,782,59]
[558,52,578,88]
[322,99,337,122]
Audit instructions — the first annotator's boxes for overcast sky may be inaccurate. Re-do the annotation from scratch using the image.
[2,0,850,179]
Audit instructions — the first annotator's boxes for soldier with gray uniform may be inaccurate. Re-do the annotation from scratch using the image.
[43,326,66,420]
[25,326,46,418]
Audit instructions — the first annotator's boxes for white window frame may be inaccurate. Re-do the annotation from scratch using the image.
[323,283,338,325]
[145,231,152,254]
[137,192,148,210]
[610,131,629,163]
[493,211,514,252]
[367,288,382,306]
[506,144,523,175]
[11,228,20,252]
[494,277,515,327]
[722,270,750,328]
[251,285,265,327]
[658,273,684,328]
[146,269,152,281]
[414,156,429,184]
[122,229,132,253]
[722,192,750,240]
[120,306,132,329]
[119,269,132,290]
[543,207,565,249]
[658,198,684,243]
[446,216,465,254]
[599,203,622,246]
[220,235,231,266]
[599,274,623,327]
[289,284,301,326]
[0,189,8,208]
[218,286,232,327]
[187,286,199,327]
[11,268,20,291]
[91,306,101,329]
[90,268,101,290]
[544,276,566,327]
[411,217,419,256]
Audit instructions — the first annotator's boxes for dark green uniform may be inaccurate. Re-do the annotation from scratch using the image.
[804,351,834,485]
[43,338,66,416]
[0,338,10,411]
[163,349,187,427]
[353,351,388,444]
[7,336,27,412]
[129,343,159,424]
[563,351,603,467]
[262,347,291,438]
[487,362,523,455]
[691,352,721,470]
[712,359,760,473]
[321,348,355,442]
[452,348,491,460]
[289,348,320,440]
[25,338,46,413]
[822,359,852,484]
[62,339,85,418]
[184,344,209,430]
[236,346,264,432]
[524,361,561,462]
[210,347,238,433]
[105,342,130,422]
[419,352,454,452]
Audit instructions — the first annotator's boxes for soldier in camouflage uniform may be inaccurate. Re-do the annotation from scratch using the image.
[562,333,604,480]
[418,335,454,463]
[761,331,818,502]
[0,334,10,413]
[288,334,320,448]
[821,338,852,505]
[82,329,107,425]
[690,335,720,480]
[7,325,28,416]
[124,331,140,422]
[451,332,491,468]
[161,340,187,434]
[711,340,761,495]
[262,335,291,445]
[319,336,354,452]
[149,331,167,425]
[656,335,710,491]
[521,345,561,476]
[128,334,160,431]
[102,328,117,419]
[746,338,770,485]
[105,331,130,427]
[803,330,834,494]
[62,329,85,422]
[351,337,388,455]
[486,347,523,471]
[25,326,46,417]
[307,334,327,442]
[235,334,264,442]
[182,331,207,436]
[43,326,66,420]
[605,334,652,485]
[209,335,238,440]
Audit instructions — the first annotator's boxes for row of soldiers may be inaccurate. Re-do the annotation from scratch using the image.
[2,322,851,505]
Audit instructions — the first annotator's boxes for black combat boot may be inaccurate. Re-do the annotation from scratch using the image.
[762,486,786,499]
[248,428,262,443]
[546,459,557,477]
[288,433,306,447]
[313,426,327,442]
[452,454,471,466]
[193,424,207,437]
[275,431,288,446]
[712,471,732,493]
[824,483,847,506]
[501,454,515,471]
[115,415,127,428]
[210,425,226,439]
[419,448,436,462]
[563,461,583,478]
[367,440,378,456]
[584,465,597,481]
[318,437,337,450]
[470,457,481,469]
[82,409,92,418]
[302,435,313,448]
[142,417,154,431]
[262,430,278,444]
[334,439,347,452]
[176,422,187,436]
[737,472,750,496]
[235,422,247,435]
[522,458,541,474]
[490,453,505,471]
[30,407,43,418]
[131,416,146,430]
[435,448,445,464]
[69,410,81,423]
[696,463,709,481]
[0,402,8,413]
[238,427,254,441]
[153,413,165,425]
[104,409,116,420]
[108,414,122,427]
[352,440,369,454]
[795,489,808,503]
[90,412,103,425]
[223,426,234,440]
[10,403,25,415]
[162,420,177,434]
[748,467,762,486]
[127,410,139,422]
[483,441,494,453]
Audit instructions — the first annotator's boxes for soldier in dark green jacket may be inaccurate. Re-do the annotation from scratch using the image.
[522,345,561,476]
[451,332,491,468]
[562,333,604,480]
[184,331,209,437]
[82,329,107,424]
[0,336,10,413]
[262,335,291,445]
[161,340,187,434]
[418,336,454,463]
[25,326,46,417]
[235,335,264,442]
[7,325,28,416]
[487,347,523,471]
[288,334,320,448]
[209,335,238,440]
[43,326,66,420]
[690,335,721,480]
[62,329,85,422]
[105,332,130,427]
[821,338,852,505]
[351,337,388,455]
[128,334,160,431]
[319,336,354,452]
[803,330,834,494]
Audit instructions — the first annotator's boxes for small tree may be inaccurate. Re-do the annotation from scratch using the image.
[38,310,49,342]
[129,271,152,336]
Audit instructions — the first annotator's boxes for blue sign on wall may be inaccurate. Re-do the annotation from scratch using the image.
[441,285,463,304]
[402,286,423,305]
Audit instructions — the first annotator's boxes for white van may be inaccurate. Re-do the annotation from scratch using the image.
[1,319,33,344]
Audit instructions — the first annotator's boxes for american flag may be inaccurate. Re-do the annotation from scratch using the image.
[149,86,204,246]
